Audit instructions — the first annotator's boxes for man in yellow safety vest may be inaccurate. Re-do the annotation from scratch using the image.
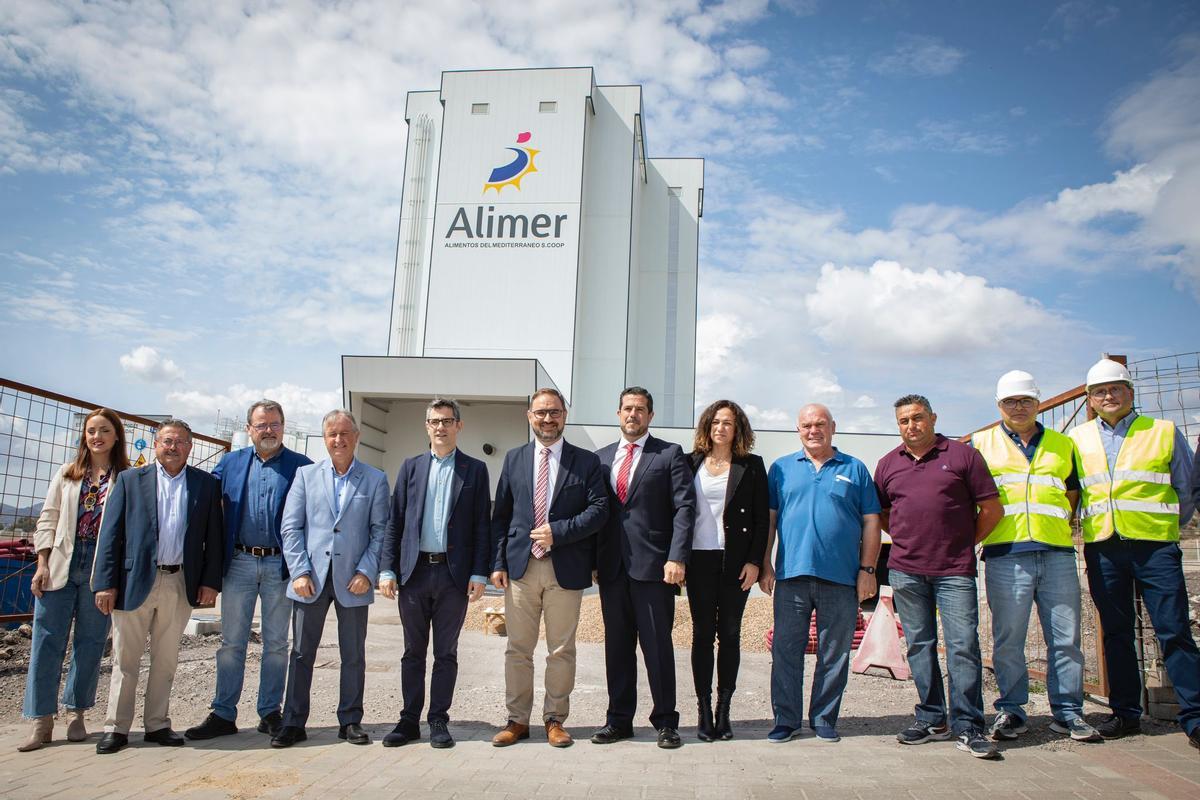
[974,371,1100,743]
[1069,358,1198,750]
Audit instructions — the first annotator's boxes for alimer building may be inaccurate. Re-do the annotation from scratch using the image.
[342,67,705,482]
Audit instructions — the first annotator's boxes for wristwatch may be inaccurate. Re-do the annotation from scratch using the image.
[859,565,876,575]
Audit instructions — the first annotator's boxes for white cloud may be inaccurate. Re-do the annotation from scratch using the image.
[1048,164,1171,225]
[805,261,1064,357]
[869,34,965,77]
[120,346,184,383]
[166,382,341,431]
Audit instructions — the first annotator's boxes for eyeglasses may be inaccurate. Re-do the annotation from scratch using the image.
[426,418,458,428]
[158,438,190,449]
[1089,386,1128,399]
[999,398,1037,410]
[530,409,564,420]
[251,422,283,432]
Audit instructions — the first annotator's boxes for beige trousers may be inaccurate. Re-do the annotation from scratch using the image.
[504,556,583,725]
[104,570,191,734]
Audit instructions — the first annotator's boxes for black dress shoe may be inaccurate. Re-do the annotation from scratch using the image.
[185,712,238,740]
[96,732,128,754]
[429,720,455,749]
[590,723,634,744]
[257,711,283,736]
[144,727,185,746]
[382,721,421,747]
[271,726,307,748]
[657,726,682,749]
[338,723,371,745]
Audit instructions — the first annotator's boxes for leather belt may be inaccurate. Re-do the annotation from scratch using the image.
[157,564,181,573]
[419,552,447,564]
[236,544,282,557]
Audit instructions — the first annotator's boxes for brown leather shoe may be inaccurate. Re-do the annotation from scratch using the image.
[492,721,530,747]
[546,719,574,748]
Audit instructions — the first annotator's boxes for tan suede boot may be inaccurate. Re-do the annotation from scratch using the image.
[66,710,88,742]
[17,716,52,752]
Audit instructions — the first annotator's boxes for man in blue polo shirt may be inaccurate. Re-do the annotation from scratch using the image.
[759,403,881,744]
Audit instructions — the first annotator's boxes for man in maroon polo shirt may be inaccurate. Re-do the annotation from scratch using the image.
[874,394,1003,759]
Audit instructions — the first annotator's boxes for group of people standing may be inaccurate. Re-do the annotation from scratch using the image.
[16,358,1200,763]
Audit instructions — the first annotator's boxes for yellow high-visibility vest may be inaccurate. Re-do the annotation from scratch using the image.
[975,425,1075,548]
[1068,414,1180,543]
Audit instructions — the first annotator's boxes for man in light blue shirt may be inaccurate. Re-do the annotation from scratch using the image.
[760,404,881,745]
[379,398,491,748]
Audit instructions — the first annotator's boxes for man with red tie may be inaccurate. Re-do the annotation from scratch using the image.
[592,387,697,749]
[489,388,609,748]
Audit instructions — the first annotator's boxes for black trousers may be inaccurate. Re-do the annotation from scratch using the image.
[397,559,469,724]
[686,549,751,696]
[599,572,678,730]
[282,569,368,728]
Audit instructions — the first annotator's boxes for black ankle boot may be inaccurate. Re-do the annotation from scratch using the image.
[697,694,715,742]
[714,689,734,740]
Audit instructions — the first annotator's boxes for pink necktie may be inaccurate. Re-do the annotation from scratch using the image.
[616,442,637,504]
[531,448,550,559]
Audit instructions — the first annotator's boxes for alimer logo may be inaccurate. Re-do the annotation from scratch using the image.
[483,131,540,193]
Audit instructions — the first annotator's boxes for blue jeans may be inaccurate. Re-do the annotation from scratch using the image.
[23,539,111,717]
[985,549,1085,724]
[890,569,985,734]
[770,576,859,730]
[1085,538,1200,735]
[212,551,291,722]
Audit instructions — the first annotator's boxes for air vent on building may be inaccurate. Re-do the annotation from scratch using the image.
[539,101,557,113]
[471,103,489,114]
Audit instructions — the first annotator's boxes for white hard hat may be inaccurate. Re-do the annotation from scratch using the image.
[995,370,1040,402]
[1085,358,1133,390]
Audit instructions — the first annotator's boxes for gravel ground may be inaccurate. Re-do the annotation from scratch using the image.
[1,589,1183,755]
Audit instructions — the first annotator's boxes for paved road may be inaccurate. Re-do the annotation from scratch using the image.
[2,601,1197,799]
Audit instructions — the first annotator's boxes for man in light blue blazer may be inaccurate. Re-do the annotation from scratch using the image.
[272,410,390,748]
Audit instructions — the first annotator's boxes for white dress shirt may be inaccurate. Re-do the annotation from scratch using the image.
[532,437,565,513]
[609,431,651,492]
[156,462,188,566]
[692,464,729,551]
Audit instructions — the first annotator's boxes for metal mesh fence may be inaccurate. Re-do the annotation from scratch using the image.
[0,378,230,623]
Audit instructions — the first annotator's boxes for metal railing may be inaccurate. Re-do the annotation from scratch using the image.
[0,377,230,624]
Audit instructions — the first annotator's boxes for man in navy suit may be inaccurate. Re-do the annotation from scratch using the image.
[379,397,491,749]
[186,400,312,741]
[592,387,696,749]
[489,388,609,748]
[271,410,389,748]
[92,419,223,754]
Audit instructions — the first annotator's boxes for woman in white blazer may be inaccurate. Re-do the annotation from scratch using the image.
[18,408,130,752]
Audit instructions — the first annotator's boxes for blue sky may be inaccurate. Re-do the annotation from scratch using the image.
[1,0,1198,436]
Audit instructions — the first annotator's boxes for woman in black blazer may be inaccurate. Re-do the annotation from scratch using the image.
[686,400,768,741]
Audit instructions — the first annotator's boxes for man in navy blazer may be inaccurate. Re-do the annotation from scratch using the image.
[92,419,223,754]
[489,388,609,748]
[271,410,389,748]
[592,387,696,749]
[186,400,312,741]
[379,397,491,749]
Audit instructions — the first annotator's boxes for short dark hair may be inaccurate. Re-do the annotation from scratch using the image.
[693,400,755,458]
[893,394,933,415]
[246,399,285,425]
[529,388,566,410]
[157,418,193,438]
[427,397,461,421]
[618,386,653,414]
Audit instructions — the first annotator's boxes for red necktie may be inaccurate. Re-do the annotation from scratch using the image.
[531,448,549,559]
[616,442,637,504]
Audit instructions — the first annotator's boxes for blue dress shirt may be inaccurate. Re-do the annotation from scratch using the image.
[421,450,455,553]
[238,449,288,549]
